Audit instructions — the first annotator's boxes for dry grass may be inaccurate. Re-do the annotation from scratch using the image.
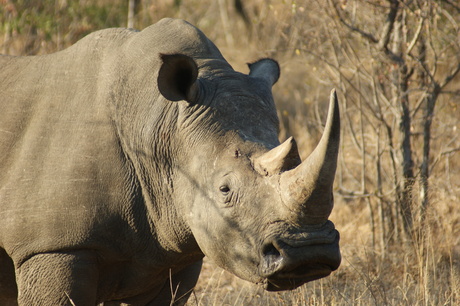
[1,0,459,305]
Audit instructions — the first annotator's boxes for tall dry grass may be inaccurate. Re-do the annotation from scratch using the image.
[1,0,459,305]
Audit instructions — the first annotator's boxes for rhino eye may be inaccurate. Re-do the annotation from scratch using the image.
[219,185,230,194]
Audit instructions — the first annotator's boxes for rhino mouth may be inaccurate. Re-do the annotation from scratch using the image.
[264,263,333,291]
[258,223,341,291]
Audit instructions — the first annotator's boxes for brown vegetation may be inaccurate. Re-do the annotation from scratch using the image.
[1,0,459,304]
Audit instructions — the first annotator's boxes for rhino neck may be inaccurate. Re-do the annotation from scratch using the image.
[114,106,204,260]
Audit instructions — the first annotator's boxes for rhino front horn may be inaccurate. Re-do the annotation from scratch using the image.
[280,89,340,225]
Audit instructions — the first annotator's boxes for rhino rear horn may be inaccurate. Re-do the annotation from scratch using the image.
[280,89,340,224]
[158,53,199,103]
[254,137,301,176]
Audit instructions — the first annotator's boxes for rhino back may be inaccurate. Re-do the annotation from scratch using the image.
[0,28,147,259]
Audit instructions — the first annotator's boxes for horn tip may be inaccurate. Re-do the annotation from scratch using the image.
[286,136,296,144]
[329,88,338,107]
[328,88,340,124]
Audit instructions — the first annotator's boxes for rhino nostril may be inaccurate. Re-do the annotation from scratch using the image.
[262,243,281,258]
[261,242,283,276]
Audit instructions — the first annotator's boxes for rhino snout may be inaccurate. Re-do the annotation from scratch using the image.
[259,225,341,291]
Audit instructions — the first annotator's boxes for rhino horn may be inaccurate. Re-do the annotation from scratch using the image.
[280,89,340,225]
[253,137,301,176]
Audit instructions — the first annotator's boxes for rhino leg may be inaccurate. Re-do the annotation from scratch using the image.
[16,251,98,305]
[0,248,17,305]
[147,260,203,306]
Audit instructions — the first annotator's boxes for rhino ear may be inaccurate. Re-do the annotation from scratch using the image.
[248,58,280,86]
[158,54,199,103]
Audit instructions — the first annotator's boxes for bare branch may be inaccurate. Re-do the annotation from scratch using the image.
[376,0,400,51]
[429,147,460,174]
[406,15,425,55]
[441,0,460,13]
[441,147,460,156]
[440,62,460,89]
[412,52,460,92]
[330,0,403,63]
[329,0,379,44]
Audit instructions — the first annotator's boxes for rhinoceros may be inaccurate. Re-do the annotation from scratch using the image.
[0,18,341,305]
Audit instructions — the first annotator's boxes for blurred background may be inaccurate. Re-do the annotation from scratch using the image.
[1,0,459,304]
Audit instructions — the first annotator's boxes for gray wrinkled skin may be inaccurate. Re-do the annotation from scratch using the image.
[0,18,341,305]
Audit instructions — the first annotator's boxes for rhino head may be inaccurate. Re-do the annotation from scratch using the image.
[157,54,341,291]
